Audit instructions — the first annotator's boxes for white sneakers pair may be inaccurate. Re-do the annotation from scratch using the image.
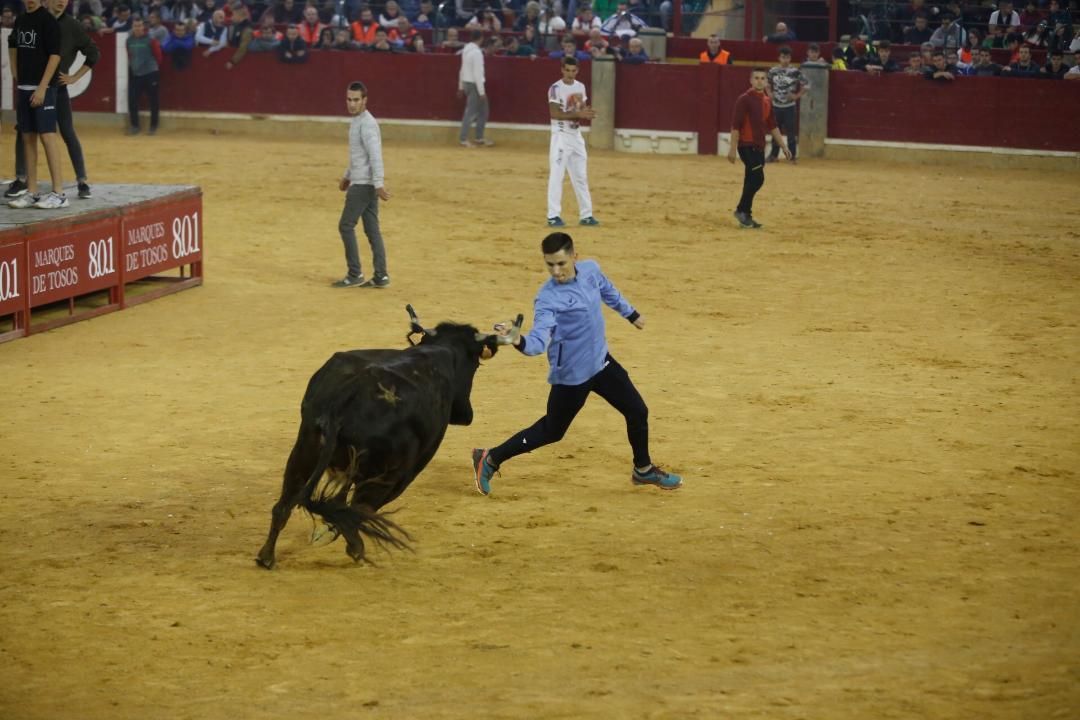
[8,191,69,209]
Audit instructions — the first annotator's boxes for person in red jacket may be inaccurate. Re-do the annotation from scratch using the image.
[726,68,790,229]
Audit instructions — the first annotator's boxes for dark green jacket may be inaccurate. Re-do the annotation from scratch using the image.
[57,12,100,75]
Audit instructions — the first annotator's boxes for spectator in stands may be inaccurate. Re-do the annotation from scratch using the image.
[865,39,899,73]
[1,6,15,28]
[847,39,871,70]
[352,6,379,45]
[197,0,217,22]
[904,53,923,74]
[223,2,255,69]
[920,41,934,66]
[1048,0,1073,29]
[278,23,308,61]
[467,5,502,31]
[802,42,829,66]
[1019,1,1041,31]
[1023,19,1051,47]
[539,5,567,36]
[146,10,169,43]
[250,10,283,51]
[986,23,1006,47]
[170,0,200,24]
[620,35,648,63]
[550,35,590,61]
[380,0,403,28]
[414,0,437,28]
[368,26,400,51]
[315,26,335,47]
[924,49,957,80]
[572,5,601,36]
[195,9,228,55]
[1043,48,1068,76]
[952,48,976,74]
[601,1,645,39]
[442,26,465,50]
[335,26,364,49]
[699,34,731,64]
[1005,31,1024,61]
[1004,43,1042,75]
[988,1,1021,35]
[1066,62,1080,78]
[126,17,161,136]
[1049,19,1075,52]
[899,0,927,27]
[767,46,806,163]
[586,27,614,56]
[72,0,103,22]
[100,3,133,33]
[298,5,327,44]
[763,20,795,43]
[833,34,853,63]
[904,15,933,45]
[960,28,982,63]
[515,0,542,31]
[276,0,303,23]
[163,20,195,68]
[971,46,1002,74]
[931,12,965,49]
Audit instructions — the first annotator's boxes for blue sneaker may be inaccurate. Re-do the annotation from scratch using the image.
[631,464,682,490]
[472,448,498,495]
[579,216,600,226]
[547,216,565,227]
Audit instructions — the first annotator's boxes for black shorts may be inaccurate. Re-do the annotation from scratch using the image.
[16,87,58,135]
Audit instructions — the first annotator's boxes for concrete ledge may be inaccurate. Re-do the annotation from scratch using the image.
[824,140,1080,172]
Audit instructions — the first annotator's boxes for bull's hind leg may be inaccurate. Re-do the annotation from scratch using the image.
[256,425,321,569]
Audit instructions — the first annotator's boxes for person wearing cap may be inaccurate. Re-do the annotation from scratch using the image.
[930,12,965,50]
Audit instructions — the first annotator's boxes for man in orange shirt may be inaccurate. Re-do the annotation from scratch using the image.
[726,68,791,228]
[699,34,731,64]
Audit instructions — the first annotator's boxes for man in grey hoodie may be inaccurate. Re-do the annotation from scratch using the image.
[334,81,392,288]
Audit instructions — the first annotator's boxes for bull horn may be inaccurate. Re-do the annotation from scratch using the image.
[405,304,435,336]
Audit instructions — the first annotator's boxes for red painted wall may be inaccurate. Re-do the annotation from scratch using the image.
[67,39,1079,153]
[828,71,1080,151]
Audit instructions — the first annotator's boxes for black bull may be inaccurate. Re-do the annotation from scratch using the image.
[256,306,522,569]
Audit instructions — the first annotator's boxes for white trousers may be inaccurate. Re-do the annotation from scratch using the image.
[547,132,593,221]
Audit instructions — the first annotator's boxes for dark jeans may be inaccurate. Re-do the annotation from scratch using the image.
[338,184,387,279]
[489,355,651,469]
[769,104,798,160]
[129,71,160,131]
[736,145,765,216]
[14,85,87,181]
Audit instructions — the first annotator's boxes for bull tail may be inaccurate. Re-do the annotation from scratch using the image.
[300,419,413,562]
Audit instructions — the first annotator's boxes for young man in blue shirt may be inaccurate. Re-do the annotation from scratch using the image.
[472,232,682,494]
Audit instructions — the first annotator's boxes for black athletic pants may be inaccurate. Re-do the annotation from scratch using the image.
[489,355,651,469]
[129,71,160,131]
[769,104,798,160]
[736,145,765,216]
[14,85,88,182]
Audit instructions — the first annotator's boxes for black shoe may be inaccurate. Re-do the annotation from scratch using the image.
[370,274,390,288]
[77,182,92,199]
[148,127,157,136]
[748,218,762,229]
[733,210,754,229]
[126,126,140,136]
[4,179,27,198]
[331,275,366,288]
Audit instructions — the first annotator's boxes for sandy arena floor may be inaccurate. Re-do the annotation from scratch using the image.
[0,126,1077,720]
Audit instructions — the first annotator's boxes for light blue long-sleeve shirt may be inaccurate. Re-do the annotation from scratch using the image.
[518,259,637,386]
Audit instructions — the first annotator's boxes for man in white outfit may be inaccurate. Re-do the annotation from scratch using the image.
[547,57,599,227]
[458,30,492,147]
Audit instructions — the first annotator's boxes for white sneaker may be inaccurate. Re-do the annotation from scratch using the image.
[8,193,39,209]
[33,192,69,209]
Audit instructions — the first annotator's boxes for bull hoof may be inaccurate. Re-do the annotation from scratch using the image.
[255,552,276,570]
[310,519,340,548]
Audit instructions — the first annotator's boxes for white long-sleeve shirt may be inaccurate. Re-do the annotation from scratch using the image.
[343,111,385,189]
[458,41,485,96]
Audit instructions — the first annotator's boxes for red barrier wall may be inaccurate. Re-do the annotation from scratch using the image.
[828,71,1080,151]
[67,39,1079,153]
